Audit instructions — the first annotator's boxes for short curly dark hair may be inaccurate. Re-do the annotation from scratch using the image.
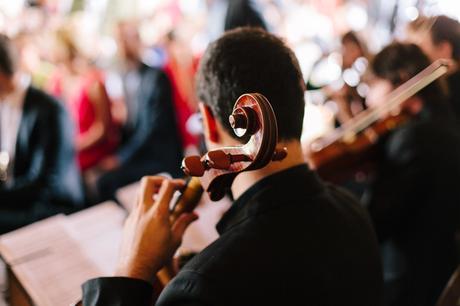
[196,27,305,142]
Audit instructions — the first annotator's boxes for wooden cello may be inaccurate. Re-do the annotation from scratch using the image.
[154,92,287,289]
[306,59,450,182]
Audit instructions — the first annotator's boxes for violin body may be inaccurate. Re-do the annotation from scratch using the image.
[308,113,409,182]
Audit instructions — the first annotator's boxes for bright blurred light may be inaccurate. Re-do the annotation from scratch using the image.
[343,68,360,87]
[284,5,333,43]
[99,36,118,60]
[309,52,342,87]
[179,0,204,15]
[0,0,25,18]
[437,0,460,20]
[345,4,368,31]
[301,97,335,146]
[405,6,419,21]
[353,57,368,75]
[293,41,323,84]
[357,83,370,98]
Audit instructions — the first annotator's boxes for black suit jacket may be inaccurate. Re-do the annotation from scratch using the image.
[0,87,84,230]
[118,64,183,178]
[83,165,383,305]
[224,0,267,31]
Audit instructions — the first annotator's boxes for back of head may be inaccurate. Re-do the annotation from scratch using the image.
[430,16,460,63]
[0,34,16,77]
[371,42,448,111]
[196,27,305,142]
[409,15,460,64]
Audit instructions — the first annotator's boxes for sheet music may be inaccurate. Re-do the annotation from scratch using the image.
[0,202,126,306]
[66,202,126,275]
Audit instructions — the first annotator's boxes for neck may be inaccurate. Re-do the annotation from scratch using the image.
[231,140,306,200]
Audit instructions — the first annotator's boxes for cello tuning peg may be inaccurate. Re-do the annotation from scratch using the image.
[205,150,231,170]
[272,147,288,162]
[181,156,205,177]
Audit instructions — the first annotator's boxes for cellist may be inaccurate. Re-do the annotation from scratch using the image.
[362,42,460,306]
[81,28,383,306]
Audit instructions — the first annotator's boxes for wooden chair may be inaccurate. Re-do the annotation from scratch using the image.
[437,266,460,306]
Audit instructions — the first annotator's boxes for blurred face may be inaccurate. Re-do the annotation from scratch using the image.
[0,73,14,100]
[366,77,423,114]
[365,78,392,108]
[406,29,435,60]
[342,40,363,69]
[406,29,452,62]
[117,25,141,62]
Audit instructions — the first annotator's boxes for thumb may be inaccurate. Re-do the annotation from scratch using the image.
[172,212,199,244]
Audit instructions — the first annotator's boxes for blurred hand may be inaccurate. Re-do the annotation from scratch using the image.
[98,155,120,171]
[115,176,199,282]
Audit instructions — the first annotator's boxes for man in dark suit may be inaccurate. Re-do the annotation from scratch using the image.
[82,28,383,305]
[0,34,84,234]
[95,21,183,202]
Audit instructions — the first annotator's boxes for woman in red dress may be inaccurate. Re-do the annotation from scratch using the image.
[49,24,118,172]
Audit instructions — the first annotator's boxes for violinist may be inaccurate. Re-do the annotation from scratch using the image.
[82,28,383,306]
[313,31,370,126]
[362,42,460,306]
[406,15,460,122]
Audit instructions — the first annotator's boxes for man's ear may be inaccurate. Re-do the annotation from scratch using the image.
[199,102,219,143]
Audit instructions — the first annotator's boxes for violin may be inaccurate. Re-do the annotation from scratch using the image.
[155,93,287,289]
[306,59,449,182]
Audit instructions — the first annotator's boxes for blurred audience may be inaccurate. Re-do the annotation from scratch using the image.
[95,21,183,202]
[406,15,460,122]
[48,22,118,173]
[363,42,460,306]
[0,34,84,233]
[328,31,370,125]
[162,30,199,152]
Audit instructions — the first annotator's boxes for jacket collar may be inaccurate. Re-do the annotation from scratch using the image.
[216,164,325,235]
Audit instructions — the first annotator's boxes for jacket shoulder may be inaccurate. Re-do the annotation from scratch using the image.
[25,86,66,115]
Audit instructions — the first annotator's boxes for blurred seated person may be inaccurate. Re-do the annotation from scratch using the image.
[363,42,460,306]
[162,31,199,152]
[95,21,183,202]
[307,31,369,127]
[0,34,84,233]
[329,31,369,125]
[49,23,119,173]
[406,15,460,122]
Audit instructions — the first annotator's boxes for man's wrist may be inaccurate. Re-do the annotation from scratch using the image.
[115,261,161,282]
